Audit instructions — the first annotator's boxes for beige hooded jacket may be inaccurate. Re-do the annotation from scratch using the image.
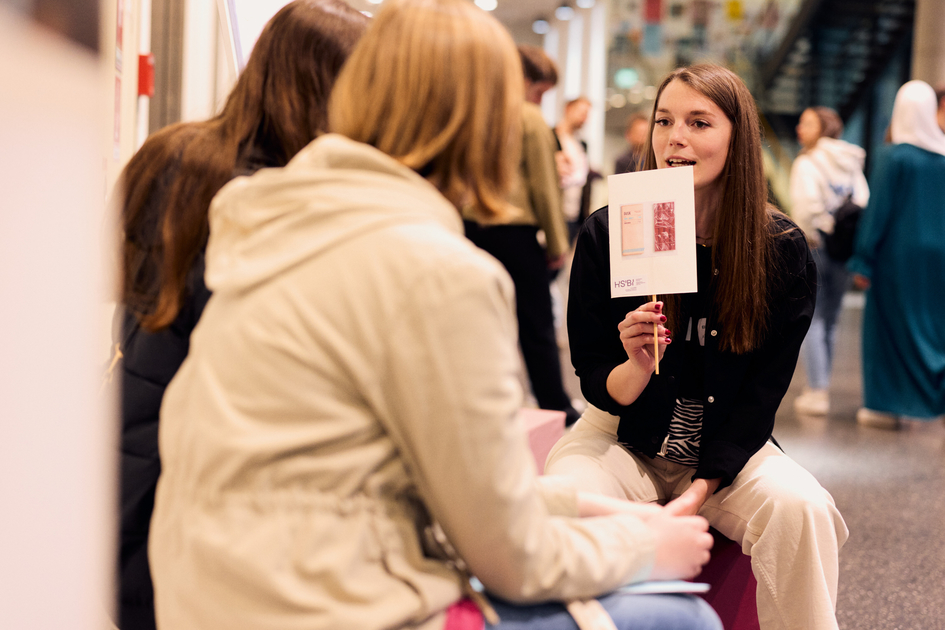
[149,134,656,630]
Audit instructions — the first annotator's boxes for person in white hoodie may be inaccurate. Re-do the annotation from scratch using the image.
[147,1,722,629]
[789,107,869,416]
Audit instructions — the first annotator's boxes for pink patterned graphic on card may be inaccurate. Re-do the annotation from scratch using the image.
[653,202,676,252]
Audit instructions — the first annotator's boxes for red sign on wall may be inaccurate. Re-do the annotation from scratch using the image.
[138,54,155,97]
[645,0,662,23]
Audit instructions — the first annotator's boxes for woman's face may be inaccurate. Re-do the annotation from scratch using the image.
[652,80,732,194]
[796,109,822,148]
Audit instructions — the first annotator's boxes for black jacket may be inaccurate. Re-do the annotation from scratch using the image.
[568,207,816,489]
[116,140,277,629]
[117,258,210,630]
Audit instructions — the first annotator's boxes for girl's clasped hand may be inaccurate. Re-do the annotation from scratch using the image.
[617,300,672,372]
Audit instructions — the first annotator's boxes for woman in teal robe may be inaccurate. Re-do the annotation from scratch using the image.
[848,80,945,427]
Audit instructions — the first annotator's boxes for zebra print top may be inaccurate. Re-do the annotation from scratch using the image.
[657,397,703,467]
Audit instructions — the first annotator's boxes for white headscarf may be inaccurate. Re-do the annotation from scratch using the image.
[890,80,945,157]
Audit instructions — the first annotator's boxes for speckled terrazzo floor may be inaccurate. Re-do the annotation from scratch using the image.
[557,281,945,630]
[775,300,945,630]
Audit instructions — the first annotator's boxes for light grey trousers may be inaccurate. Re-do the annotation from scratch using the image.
[544,405,849,630]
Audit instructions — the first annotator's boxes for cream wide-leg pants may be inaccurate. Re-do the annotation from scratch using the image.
[544,405,849,630]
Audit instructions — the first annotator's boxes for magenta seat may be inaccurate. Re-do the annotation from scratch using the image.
[518,408,567,475]
[695,529,759,630]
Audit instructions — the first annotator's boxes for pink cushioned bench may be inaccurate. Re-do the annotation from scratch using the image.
[518,408,567,475]
[520,407,759,630]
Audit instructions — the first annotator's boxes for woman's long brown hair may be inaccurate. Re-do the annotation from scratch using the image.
[642,64,773,354]
[120,0,367,331]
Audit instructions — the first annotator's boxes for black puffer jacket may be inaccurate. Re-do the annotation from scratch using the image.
[115,144,277,629]
[117,256,210,630]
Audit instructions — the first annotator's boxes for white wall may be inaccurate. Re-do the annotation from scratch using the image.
[0,7,115,629]
[542,2,607,169]
[183,0,291,124]
[181,0,221,121]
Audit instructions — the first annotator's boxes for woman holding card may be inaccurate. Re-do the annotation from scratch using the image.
[546,64,848,630]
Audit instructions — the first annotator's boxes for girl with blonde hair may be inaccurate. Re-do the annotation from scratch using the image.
[148,2,721,629]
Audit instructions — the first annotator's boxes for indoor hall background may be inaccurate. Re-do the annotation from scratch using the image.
[3,1,945,629]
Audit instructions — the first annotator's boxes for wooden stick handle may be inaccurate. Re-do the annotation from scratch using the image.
[652,295,659,375]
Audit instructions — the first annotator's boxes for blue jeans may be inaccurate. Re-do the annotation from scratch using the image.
[800,246,850,389]
[488,591,722,630]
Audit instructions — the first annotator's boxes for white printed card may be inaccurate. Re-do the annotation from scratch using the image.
[608,167,698,298]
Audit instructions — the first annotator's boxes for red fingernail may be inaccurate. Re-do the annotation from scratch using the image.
[660,315,667,322]
[665,337,672,343]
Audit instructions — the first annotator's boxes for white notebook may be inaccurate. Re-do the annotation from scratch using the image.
[618,580,710,595]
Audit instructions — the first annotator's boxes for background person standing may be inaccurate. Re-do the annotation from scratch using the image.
[615,112,650,174]
[555,97,593,242]
[789,107,869,416]
[463,44,579,425]
[849,80,945,429]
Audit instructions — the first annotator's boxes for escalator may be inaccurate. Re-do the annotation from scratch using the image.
[756,0,916,208]
[760,0,915,120]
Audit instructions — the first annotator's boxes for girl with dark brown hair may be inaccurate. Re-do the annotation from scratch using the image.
[115,3,367,628]
[546,64,849,629]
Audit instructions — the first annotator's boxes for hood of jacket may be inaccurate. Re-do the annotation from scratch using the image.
[805,137,866,181]
[204,134,463,294]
